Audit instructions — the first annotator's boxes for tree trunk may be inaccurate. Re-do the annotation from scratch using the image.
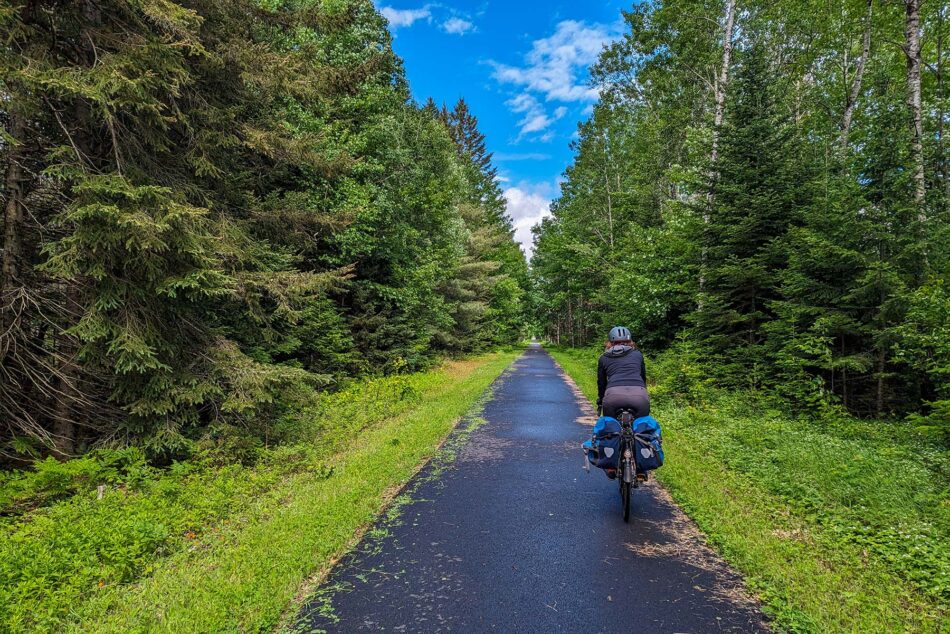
[1,1,37,314]
[1,113,28,302]
[841,336,848,409]
[905,0,927,209]
[701,0,736,301]
[49,0,104,457]
[603,134,614,249]
[876,349,885,417]
[938,5,948,203]
[843,368,849,409]
[51,282,81,458]
[710,0,737,170]
[568,299,575,347]
[51,414,77,457]
[840,0,873,153]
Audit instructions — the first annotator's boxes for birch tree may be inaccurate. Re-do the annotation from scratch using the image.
[905,0,926,207]
[840,0,873,152]
[710,0,737,169]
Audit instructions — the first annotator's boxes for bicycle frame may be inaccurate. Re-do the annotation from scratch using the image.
[616,409,638,522]
[617,411,637,486]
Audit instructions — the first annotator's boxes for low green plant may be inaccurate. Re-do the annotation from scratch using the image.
[0,448,156,514]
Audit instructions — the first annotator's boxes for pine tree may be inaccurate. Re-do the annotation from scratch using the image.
[440,99,505,215]
[768,173,875,409]
[430,98,528,348]
[690,45,813,386]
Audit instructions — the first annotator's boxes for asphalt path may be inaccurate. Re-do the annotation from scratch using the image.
[297,344,768,633]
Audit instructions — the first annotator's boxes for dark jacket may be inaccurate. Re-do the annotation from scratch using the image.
[597,345,647,400]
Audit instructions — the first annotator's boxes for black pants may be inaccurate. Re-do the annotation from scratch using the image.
[602,386,650,419]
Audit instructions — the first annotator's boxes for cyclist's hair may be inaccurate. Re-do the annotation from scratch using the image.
[604,338,636,351]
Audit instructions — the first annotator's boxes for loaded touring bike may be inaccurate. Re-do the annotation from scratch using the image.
[584,406,662,523]
[613,407,648,522]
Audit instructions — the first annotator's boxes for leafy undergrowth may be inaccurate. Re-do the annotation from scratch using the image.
[549,345,949,634]
[0,350,520,633]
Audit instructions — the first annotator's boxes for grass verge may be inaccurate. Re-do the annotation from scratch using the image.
[548,345,948,634]
[0,349,520,633]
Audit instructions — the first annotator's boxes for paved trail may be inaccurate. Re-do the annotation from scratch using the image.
[298,345,768,633]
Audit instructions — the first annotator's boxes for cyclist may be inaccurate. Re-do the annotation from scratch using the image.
[596,326,650,419]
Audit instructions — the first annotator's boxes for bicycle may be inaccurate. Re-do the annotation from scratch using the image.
[615,407,640,523]
[585,407,651,522]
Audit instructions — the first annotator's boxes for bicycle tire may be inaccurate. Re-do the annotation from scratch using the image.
[621,480,631,522]
[618,433,634,523]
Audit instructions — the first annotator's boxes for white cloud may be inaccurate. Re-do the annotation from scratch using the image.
[442,17,474,35]
[380,5,431,29]
[504,182,557,256]
[490,20,616,103]
[489,20,619,146]
[506,93,567,140]
[494,152,552,161]
[378,4,475,34]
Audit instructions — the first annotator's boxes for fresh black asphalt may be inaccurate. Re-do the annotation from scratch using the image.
[297,344,769,633]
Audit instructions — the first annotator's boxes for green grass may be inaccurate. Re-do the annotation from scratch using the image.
[0,350,520,633]
[549,345,949,634]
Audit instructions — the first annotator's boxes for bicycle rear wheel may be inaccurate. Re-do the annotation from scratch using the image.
[620,479,631,522]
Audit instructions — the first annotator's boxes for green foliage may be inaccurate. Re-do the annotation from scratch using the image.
[684,398,950,604]
[647,339,717,403]
[0,448,153,514]
[895,281,950,438]
[432,99,529,349]
[0,0,527,458]
[690,44,815,387]
[532,0,950,421]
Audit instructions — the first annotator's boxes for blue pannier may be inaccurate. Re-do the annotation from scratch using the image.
[582,438,597,465]
[633,416,664,471]
[591,416,621,470]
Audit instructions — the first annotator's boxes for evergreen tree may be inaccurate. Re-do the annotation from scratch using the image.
[439,99,501,211]
[429,98,528,348]
[0,0,529,461]
[691,44,813,386]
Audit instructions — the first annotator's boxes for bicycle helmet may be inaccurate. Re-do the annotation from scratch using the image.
[608,326,632,342]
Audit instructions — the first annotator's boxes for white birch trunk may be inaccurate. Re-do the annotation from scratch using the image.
[710,0,737,168]
[1,113,27,300]
[905,0,926,210]
[840,0,873,153]
[701,0,737,303]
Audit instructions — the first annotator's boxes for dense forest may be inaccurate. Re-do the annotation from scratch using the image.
[532,0,949,424]
[0,0,528,462]
[4,0,949,464]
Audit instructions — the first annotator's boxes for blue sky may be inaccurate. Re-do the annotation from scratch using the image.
[375,1,629,254]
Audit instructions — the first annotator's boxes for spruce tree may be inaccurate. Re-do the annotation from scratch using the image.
[431,98,528,348]
[690,45,812,386]
[0,0,530,459]
[440,99,502,210]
